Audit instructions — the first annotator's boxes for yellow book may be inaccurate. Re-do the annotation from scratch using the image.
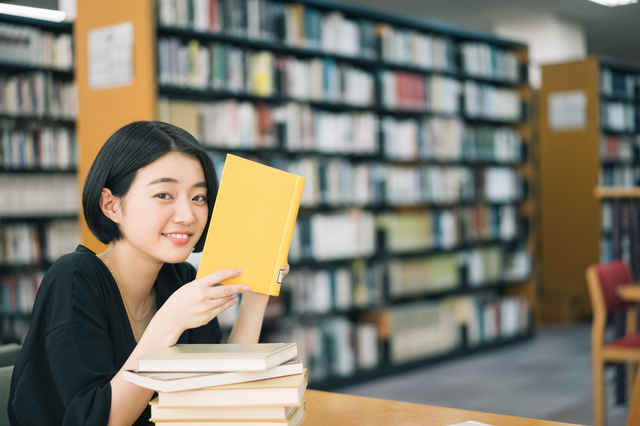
[196,155,305,296]
[150,403,306,425]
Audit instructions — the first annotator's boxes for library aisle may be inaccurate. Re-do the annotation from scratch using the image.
[337,322,626,426]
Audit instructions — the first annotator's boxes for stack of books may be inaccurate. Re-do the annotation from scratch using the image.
[124,343,306,426]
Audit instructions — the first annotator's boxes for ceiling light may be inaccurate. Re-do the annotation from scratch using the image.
[0,3,66,22]
[588,0,637,6]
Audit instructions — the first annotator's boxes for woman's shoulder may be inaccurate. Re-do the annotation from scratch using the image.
[39,245,112,303]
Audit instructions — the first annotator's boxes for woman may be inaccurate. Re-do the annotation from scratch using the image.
[8,121,279,425]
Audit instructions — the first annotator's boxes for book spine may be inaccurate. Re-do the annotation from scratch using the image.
[268,176,305,296]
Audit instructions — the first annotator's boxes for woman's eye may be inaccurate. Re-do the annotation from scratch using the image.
[156,193,171,200]
[193,195,207,203]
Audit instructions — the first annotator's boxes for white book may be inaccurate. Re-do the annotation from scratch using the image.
[150,398,297,420]
[151,402,305,425]
[124,361,303,392]
[157,371,307,408]
[137,343,297,372]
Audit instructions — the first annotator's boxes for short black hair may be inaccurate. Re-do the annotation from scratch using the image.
[82,121,218,253]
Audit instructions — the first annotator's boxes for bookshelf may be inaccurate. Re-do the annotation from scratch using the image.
[539,57,640,323]
[0,12,79,343]
[76,0,536,389]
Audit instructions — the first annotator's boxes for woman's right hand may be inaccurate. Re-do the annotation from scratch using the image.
[149,268,250,345]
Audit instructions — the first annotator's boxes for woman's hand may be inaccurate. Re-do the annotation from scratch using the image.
[150,268,250,344]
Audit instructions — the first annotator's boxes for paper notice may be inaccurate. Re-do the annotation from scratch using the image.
[548,90,587,132]
[88,22,134,89]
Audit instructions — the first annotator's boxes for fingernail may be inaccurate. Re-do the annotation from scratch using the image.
[236,269,243,274]
[243,285,251,292]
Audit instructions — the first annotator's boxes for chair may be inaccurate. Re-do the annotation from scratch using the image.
[587,261,640,426]
[0,343,20,426]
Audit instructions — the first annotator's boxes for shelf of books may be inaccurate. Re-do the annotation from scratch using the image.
[539,57,640,323]
[76,0,536,391]
[0,13,80,343]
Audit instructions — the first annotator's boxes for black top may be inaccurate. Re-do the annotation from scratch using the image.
[8,245,222,426]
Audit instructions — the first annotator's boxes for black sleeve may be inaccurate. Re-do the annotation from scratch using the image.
[10,252,120,426]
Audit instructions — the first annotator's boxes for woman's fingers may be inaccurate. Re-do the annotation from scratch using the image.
[198,268,243,286]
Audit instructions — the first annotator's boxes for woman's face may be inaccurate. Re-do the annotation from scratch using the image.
[114,152,209,265]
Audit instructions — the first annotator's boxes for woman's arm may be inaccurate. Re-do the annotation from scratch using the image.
[227,262,290,344]
[107,269,249,426]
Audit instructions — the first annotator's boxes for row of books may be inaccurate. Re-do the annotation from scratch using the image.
[283,262,386,316]
[0,174,78,216]
[124,342,307,425]
[0,22,73,70]
[459,42,520,82]
[381,116,522,162]
[1,272,43,316]
[463,81,522,122]
[379,71,460,114]
[1,125,76,170]
[158,38,375,105]
[264,317,378,382]
[0,219,78,266]
[160,99,379,154]
[43,219,80,262]
[0,72,78,119]
[208,155,522,209]
[0,223,39,266]
[262,294,530,380]
[290,210,376,262]
[600,101,636,133]
[601,67,638,99]
[388,245,521,297]
[289,205,522,263]
[599,164,639,187]
[376,24,454,70]
[283,246,523,315]
[600,134,637,162]
[155,0,523,79]
[161,98,524,162]
[381,165,521,206]
[377,204,518,253]
[379,72,522,122]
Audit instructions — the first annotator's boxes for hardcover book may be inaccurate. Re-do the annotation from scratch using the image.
[124,361,303,392]
[136,343,297,373]
[156,370,308,408]
[196,154,305,296]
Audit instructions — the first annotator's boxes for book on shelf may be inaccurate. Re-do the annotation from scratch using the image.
[155,370,308,408]
[150,403,305,426]
[136,343,298,373]
[196,154,305,296]
[124,361,303,392]
[149,398,298,420]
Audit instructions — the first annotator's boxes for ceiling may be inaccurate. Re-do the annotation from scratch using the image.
[5,0,640,67]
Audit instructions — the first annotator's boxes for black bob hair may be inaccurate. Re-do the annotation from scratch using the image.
[82,121,218,253]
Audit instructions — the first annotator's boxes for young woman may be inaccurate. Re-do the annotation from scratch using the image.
[8,121,281,425]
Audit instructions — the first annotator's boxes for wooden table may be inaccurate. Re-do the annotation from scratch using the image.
[303,390,584,426]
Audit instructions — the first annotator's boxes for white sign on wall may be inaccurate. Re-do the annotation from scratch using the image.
[88,22,134,89]
[548,90,587,132]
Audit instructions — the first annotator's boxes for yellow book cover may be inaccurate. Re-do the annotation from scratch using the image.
[196,155,305,296]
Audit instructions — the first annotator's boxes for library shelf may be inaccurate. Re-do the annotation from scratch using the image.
[539,56,640,322]
[307,327,534,391]
[0,12,78,342]
[78,0,536,386]
[156,25,523,88]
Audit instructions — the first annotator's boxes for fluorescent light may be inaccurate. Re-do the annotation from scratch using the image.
[0,3,66,22]
[588,0,637,6]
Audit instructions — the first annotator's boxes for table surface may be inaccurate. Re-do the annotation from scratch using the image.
[302,390,585,426]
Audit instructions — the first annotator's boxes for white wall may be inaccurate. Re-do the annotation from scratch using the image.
[493,14,587,88]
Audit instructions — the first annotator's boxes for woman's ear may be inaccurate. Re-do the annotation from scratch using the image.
[99,188,121,223]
